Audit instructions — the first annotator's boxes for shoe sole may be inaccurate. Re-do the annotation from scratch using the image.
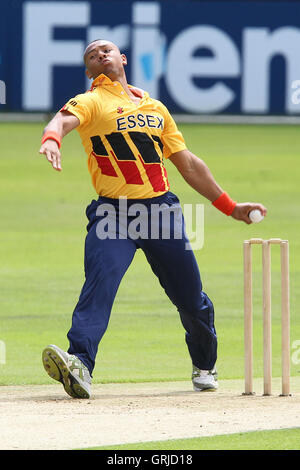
[193,385,218,392]
[42,346,90,399]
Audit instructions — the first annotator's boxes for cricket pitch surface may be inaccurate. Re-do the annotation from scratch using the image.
[1,377,300,450]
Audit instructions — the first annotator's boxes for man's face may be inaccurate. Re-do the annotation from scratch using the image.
[84,40,127,80]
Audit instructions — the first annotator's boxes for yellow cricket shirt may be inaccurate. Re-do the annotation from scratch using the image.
[61,74,187,199]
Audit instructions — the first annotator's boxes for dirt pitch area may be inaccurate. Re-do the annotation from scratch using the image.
[0,377,300,450]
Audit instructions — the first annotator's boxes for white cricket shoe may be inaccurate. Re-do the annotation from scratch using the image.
[42,344,91,399]
[192,365,218,392]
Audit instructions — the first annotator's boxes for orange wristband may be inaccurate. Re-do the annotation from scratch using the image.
[212,192,237,216]
[41,131,61,149]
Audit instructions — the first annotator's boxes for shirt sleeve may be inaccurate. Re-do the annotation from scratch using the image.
[159,102,187,159]
[60,91,96,127]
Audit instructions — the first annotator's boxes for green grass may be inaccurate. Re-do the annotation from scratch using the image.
[86,427,300,450]
[0,122,299,385]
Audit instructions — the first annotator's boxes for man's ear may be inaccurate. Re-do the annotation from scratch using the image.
[121,54,127,66]
[85,69,93,79]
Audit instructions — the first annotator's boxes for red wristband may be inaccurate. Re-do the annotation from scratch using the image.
[41,131,61,149]
[212,192,237,216]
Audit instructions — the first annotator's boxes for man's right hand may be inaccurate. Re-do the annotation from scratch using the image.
[39,139,62,171]
[39,110,80,172]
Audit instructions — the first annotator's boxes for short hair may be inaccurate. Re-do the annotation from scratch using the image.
[85,38,102,49]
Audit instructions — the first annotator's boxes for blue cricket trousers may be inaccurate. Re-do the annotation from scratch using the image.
[67,191,217,375]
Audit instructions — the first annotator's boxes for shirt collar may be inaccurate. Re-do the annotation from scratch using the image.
[91,74,113,88]
[91,74,148,99]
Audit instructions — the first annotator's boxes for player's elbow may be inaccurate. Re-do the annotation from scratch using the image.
[179,152,204,178]
[170,149,195,175]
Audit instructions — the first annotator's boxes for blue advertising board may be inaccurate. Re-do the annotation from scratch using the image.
[1,0,300,114]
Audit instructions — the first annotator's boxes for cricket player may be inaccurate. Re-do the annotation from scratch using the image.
[39,40,267,399]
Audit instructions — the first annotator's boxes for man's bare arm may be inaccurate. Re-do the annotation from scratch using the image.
[39,111,80,171]
[169,149,223,201]
[169,149,267,224]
